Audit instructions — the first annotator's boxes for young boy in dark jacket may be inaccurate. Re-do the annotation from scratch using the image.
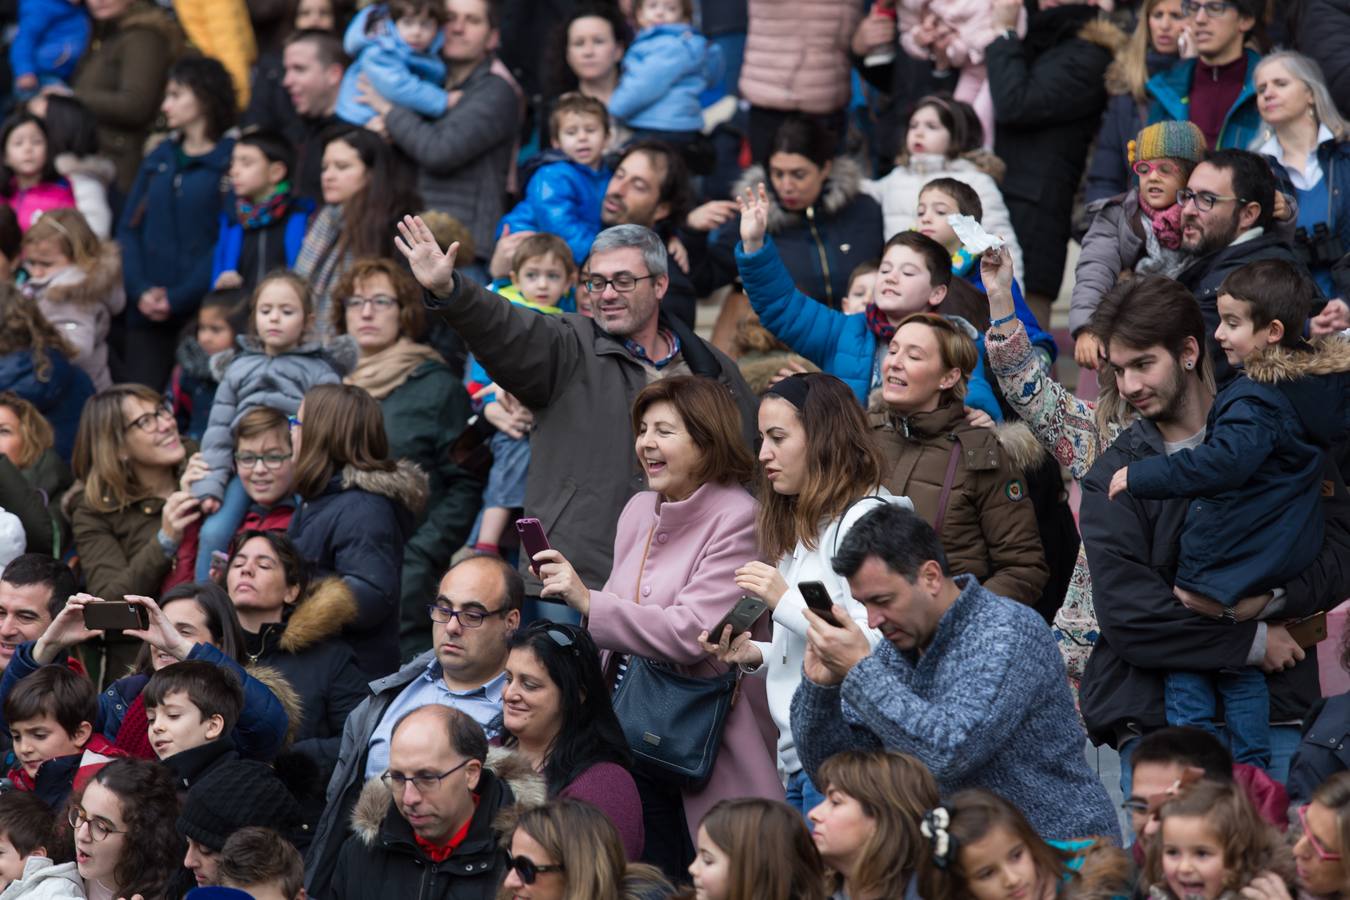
[145,660,245,795]
[1110,260,1350,770]
[212,129,314,294]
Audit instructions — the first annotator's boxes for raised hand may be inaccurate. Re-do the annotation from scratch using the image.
[738,183,771,254]
[123,595,193,662]
[981,246,1017,329]
[33,593,103,664]
[395,215,460,298]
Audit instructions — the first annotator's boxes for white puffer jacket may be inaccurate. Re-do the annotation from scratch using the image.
[862,152,1025,284]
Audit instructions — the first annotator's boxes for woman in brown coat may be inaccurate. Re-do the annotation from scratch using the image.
[72,0,183,192]
[870,312,1049,604]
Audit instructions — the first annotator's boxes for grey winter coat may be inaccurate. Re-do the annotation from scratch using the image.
[191,336,344,501]
[790,574,1121,843]
[0,857,84,900]
[384,57,518,265]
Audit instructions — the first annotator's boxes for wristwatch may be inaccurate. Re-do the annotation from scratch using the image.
[1221,606,1237,625]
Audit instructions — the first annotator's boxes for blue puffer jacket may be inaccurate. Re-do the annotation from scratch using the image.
[335,5,446,125]
[736,237,1002,418]
[1145,50,1262,151]
[9,0,88,82]
[118,136,233,325]
[496,151,611,264]
[0,350,93,463]
[609,23,723,132]
[1127,339,1350,603]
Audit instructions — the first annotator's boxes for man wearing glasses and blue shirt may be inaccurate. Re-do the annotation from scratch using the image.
[1145,0,1263,151]
[306,555,522,897]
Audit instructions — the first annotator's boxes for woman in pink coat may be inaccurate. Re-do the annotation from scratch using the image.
[533,375,782,872]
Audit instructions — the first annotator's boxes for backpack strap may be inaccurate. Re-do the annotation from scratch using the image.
[933,441,963,537]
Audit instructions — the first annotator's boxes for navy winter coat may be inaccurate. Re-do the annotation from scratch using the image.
[118,136,233,325]
[1127,340,1350,603]
[1085,50,1179,204]
[288,462,426,678]
[0,350,93,463]
[1265,136,1350,294]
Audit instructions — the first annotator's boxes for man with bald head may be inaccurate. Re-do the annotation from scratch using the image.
[307,556,523,895]
[329,706,522,898]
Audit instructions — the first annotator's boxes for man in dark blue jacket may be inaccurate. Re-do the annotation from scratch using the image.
[1078,274,1350,791]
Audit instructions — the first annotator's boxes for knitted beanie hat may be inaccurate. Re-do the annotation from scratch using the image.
[177,761,305,851]
[1128,120,1207,165]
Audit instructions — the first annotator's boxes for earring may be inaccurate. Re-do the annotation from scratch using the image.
[1184,360,1194,370]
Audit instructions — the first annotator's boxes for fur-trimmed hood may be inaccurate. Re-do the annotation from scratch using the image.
[732,156,866,233]
[54,152,118,186]
[994,421,1049,473]
[340,460,429,519]
[279,576,359,655]
[901,150,1007,185]
[1077,18,1128,54]
[1243,336,1350,447]
[349,747,547,846]
[33,243,122,307]
[246,662,303,750]
[1244,336,1350,383]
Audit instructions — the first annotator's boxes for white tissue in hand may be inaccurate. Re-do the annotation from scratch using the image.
[948,214,1005,253]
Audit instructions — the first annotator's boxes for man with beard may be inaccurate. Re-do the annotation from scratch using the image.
[399,215,756,616]
[1077,274,1350,792]
[1176,149,1321,384]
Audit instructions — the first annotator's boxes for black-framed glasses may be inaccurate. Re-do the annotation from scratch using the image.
[1176,187,1248,212]
[507,853,565,884]
[1181,0,1235,15]
[342,294,399,311]
[123,402,174,433]
[380,757,471,793]
[234,452,292,470]
[580,272,655,294]
[68,806,127,842]
[427,599,507,628]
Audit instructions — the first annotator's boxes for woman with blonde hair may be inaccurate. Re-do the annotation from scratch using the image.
[0,391,71,556]
[498,798,672,900]
[682,797,827,900]
[0,283,92,462]
[1254,50,1350,314]
[810,750,940,900]
[1086,0,1185,201]
[286,382,426,677]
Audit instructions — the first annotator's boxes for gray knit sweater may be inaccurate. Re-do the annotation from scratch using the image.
[790,575,1120,843]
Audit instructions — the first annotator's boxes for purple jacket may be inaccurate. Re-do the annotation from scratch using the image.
[587,481,783,837]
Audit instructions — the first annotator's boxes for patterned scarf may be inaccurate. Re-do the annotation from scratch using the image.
[235,182,293,230]
[1139,194,1185,249]
[865,303,897,341]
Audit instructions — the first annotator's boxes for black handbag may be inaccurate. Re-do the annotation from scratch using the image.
[610,656,740,789]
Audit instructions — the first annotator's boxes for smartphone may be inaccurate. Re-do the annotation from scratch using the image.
[799,581,839,627]
[709,595,768,642]
[83,601,149,632]
[515,517,551,575]
[1287,611,1328,649]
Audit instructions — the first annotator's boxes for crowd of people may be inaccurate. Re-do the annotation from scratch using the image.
[0,0,1346,897]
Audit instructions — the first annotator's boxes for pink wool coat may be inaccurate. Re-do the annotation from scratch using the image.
[587,480,782,837]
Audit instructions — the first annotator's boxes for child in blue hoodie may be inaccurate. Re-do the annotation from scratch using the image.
[9,0,89,97]
[608,0,722,146]
[335,0,446,126]
[496,93,612,266]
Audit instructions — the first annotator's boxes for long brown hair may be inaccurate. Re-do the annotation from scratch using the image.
[1144,780,1295,895]
[697,798,828,900]
[0,285,73,380]
[631,376,755,487]
[755,373,884,561]
[0,390,54,468]
[818,751,938,899]
[71,384,176,512]
[291,383,395,499]
[1108,0,1174,103]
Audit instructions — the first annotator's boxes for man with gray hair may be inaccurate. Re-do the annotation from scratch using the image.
[398,215,757,613]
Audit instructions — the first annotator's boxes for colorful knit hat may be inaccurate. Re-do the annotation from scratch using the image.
[1128,120,1207,166]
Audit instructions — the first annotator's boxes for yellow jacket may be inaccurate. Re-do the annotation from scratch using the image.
[172,0,257,108]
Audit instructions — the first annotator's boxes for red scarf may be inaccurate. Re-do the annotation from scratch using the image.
[1139,193,1184,250]
[412,795,479,863]
[864,303,897,341]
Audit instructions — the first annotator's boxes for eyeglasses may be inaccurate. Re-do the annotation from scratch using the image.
[381,757,471,793]
[1120,798,1150,814]
[507,854,565,884]
[123,403,175,433]
[68,806,126,842]
[342,294,399,311]
[426,599,507,628]
[1299,804,1343,861]
[579,272,655,294]
[234,452,292,470]
[287,415,302,430]
[1181,0,1235,15]
[1133,160,1181,177]
[1176,188,1249,212]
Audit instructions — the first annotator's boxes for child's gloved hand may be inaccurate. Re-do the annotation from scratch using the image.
[1108,466,1129,500]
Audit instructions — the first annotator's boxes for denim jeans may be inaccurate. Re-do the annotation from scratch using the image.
[785,768,826,824]
[1165,668,1271,767]
[194,475,249,581]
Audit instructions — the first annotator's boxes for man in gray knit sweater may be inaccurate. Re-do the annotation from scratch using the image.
[790,504,1119,843]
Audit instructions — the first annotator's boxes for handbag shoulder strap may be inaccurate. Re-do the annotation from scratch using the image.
[832,493,886,556]
[933,441,963,537]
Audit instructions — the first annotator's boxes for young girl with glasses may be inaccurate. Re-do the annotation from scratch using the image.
[71,758,183,900]
[1069,119,1207,370]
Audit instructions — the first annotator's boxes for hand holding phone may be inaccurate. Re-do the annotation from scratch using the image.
[709,596,769,643]
[799,581,840,627]
[515,517,551,575]
[82,600,150,632]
